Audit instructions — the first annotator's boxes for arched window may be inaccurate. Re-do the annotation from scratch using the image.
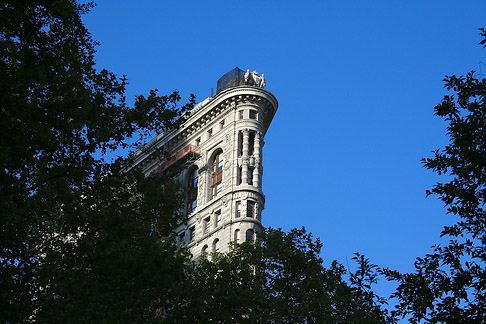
[201,245,208,254]
[213,239,220,253]
[234,229,240,244]
[211,150,223,197]
[246,229,255,243]
[187,167,198,213]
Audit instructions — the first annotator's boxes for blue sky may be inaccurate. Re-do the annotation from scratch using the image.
[84,0,485,301]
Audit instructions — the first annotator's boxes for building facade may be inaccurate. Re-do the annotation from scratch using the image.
[131,67,278,257]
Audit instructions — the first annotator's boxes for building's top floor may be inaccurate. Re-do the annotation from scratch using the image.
[131,68,278,174]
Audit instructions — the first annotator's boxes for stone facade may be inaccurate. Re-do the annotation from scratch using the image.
[131,68,278,257]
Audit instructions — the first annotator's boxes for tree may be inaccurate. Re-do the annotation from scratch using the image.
[0,1,194,323]
[382,29,486,323]
[162,228,394,324]
[0,2,392,323]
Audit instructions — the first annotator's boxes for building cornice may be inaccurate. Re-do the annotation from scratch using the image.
[132,86,278,171]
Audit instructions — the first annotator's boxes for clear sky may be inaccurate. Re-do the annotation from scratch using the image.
[83,0,485,303]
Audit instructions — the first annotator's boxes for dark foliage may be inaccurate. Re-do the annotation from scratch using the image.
[0,1,193,322]
[163,228,394,324]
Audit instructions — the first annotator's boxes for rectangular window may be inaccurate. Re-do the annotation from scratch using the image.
[249,110,258,120]
[216,210,222,228]
[179,232,185,245]
[220,119,225,130]
[195,137,200,146]
[239,110,244,119]
[247,201,255,218]
[236,201,241,218]
[248,167,253,185]
[207,129,213,138]
[204,217,211,234]
[248,132,255,155]
[237,166,242,185]
[238,131,243,156]
[189,226,195,242]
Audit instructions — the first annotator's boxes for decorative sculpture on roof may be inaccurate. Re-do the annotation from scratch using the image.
[259,73,266,88]
[216,67,267,95]
[242,69,266,88]
[244,69,250,85]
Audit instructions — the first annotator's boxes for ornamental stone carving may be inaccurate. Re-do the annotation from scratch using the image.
[224,160,230,171]
[243,69,267,89]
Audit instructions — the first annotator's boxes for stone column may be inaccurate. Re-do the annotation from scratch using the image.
[197,168,205,206]
[253,132,261,187]
[242,129,250,157]
[241,129,250,185]
[242,160,248,185]
[252,167,259,188]
[254,132,261,161]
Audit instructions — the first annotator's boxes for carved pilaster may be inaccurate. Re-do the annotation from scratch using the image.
[196,170,205,206]
[242,129,250,158]
[254,132,261,161]
[241,159,249,185]
[224,133,232,152]
[252,166,259,188]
